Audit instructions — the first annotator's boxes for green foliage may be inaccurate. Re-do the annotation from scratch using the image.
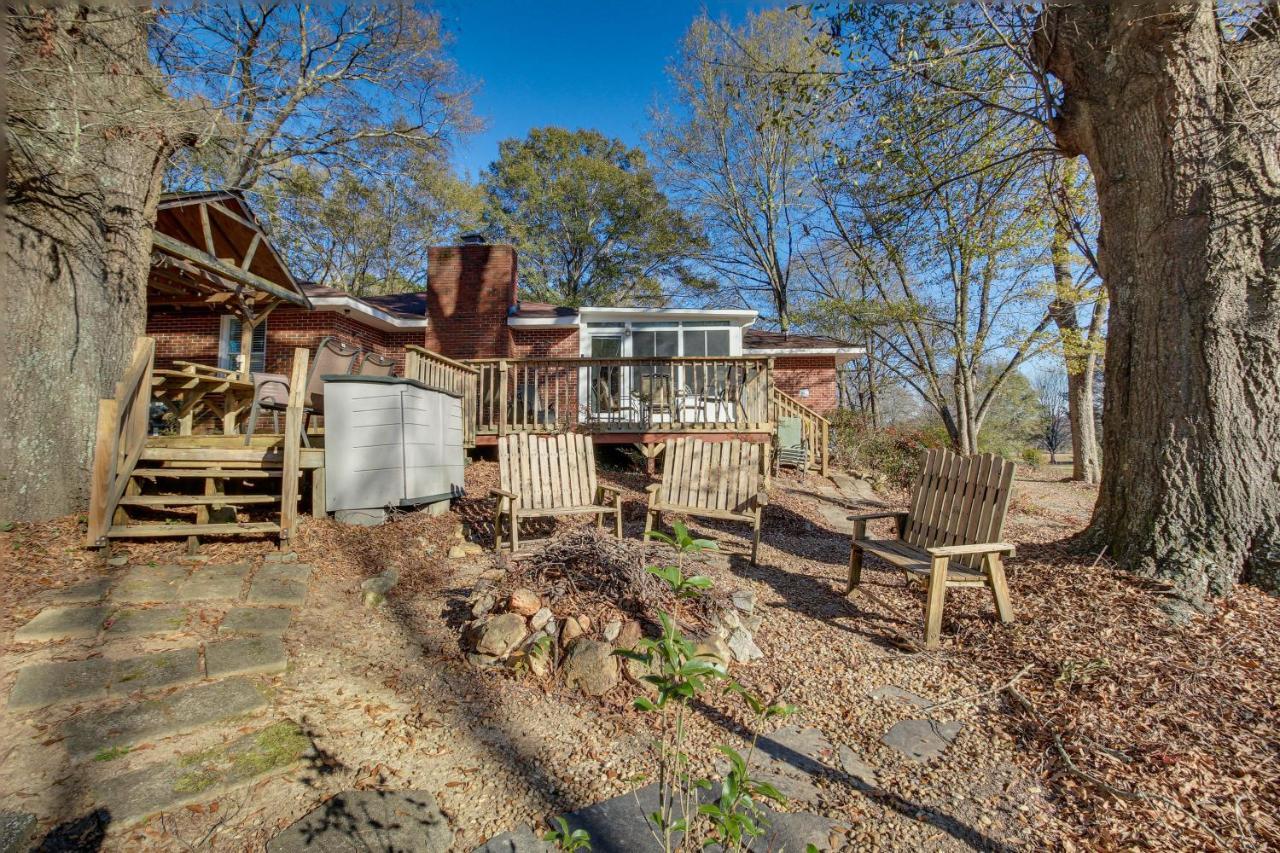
[615,529,796,851]
[544,816,592,852]
[830,411,936,488]
[482,127,708,307]
[1021,447,1043,468]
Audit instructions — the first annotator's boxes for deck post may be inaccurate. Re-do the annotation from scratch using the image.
[497,359,509,437]
[280,347,308,542]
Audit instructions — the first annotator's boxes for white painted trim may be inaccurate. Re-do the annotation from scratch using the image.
[744,346,866,357]
[579,306,757,324]
[307,296,428,331]
[507,315,579,327]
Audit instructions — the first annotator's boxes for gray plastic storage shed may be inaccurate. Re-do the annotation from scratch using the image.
[322,375,464,514]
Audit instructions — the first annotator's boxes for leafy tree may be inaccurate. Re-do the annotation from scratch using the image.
[651,10,831,331]
[482,127,706,307]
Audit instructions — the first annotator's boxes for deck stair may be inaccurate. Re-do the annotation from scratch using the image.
[87,340,310,549]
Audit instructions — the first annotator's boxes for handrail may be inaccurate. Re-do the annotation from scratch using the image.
[404,345,479,447]
[405,344,479,375]
[771,388,830,476]
[86,336,156,546]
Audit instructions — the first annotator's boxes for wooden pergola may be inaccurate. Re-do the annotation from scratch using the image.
[149,190,311,375]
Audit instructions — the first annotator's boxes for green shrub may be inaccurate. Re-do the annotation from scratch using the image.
[830,412,937,488]
[1020,447,1042,468]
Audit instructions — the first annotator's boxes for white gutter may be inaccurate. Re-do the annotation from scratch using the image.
[743,346,866,357]
[507,315,579,327]
[307,296,427,331]
[579,306,758,324]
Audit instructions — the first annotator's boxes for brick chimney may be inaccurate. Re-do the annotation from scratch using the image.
[423,239,517,359]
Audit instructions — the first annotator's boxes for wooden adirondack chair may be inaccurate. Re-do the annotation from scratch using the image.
[491,432,623,553]
[847,448,1017,649]
[644,437,769,565]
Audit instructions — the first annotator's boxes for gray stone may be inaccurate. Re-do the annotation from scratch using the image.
[7,648,201,711]
[45,578,111,604]
[602,620,622,642]
[62,677,268,755]
[726,627,763,663]
[471,593,496,617]
[13,606,109,642]
[264,552,297,563]
[112,565,188,603]
[693,634,731,673]
[816,502,858,534]
[731,589,757,614]
[562,639,619,697]
[361,569,399,607]
[472,824,555,853]
[530,607,552,630]
[95,720,311,826]
[837,745,878,787]
[447,545,468,559]
[219,607,292,636]
[178,563,249,601]
[0,810,36,853]
[106,555,129,567]
[737,725,833,805]
[881,718,962,762]
[560,616,585,645]
[557,783,696,852]
[105,607,188,636]
[268,789,452,852]
[247,564,310,606]
[473,613,527,658]
[868,685,931,708]
[749,809,845,852]
[336,508,386,526]
[741,613,763,633]
[205,637,288,678]
[467,652,502,668]
[616,620,642,649]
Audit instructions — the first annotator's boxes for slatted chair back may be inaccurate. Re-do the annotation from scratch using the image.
[658,437,762,516]
[902,449,1016,568]
[499,432,599,511]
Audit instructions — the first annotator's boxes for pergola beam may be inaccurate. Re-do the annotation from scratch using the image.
[151,231,311,309]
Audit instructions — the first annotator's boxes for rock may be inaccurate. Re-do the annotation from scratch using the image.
[741,613,764,633]
[868,685,931,708]
[623,655,660,694]
[525,642,553,678]
[448,545,468,559]
[467,653,502,668]
[106,556,128,567]
[603,620,622,642]
[881,718,962,762]
[712,608,741,638]
[560,616,585,645]
[693,634,731,673]
[507,588,540,616]
[264,552,298,563]
[616,620,643,649]
[360,569,399,607]
[0,811,37,853]
[837,745,878,787]
[731,589,757,614]
[268,789,452,852]
[471,593,496,618]
[472,824,556,852]
[561,639,619,696]
[461,542,485,557]
[474,614,527,658]
[530,607,553,630]
[726,627,764,663]
[577,614,591,631]
[450,523,466,543]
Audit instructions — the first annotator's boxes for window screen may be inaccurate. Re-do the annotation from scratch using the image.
[222,318,267,372]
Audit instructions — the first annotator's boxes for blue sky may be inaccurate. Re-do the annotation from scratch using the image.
[436,0,771,177]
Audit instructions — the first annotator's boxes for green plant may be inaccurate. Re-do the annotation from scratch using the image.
[93,746,129,762]
[544,816,592,851]
[616,523,796,851]
[1020,446,1042,468]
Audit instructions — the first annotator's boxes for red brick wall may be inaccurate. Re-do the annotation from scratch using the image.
[773,356,838,415]
[147,311,222,370]
[511,327,578,358]
[422,244,517,360]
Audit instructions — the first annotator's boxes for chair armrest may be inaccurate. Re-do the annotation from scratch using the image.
[645,484,662,494]
[597,484,624,497]
[754,491,770,508]
[490,488,518,500]
[926,542,1016,558]
[847,511,907,523]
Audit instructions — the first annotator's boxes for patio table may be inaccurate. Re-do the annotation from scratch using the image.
[151,367,254,435]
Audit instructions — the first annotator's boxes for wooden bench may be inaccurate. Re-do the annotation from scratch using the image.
[644,437,769,565]
[847,448,1017,649]
[492,432,622,554]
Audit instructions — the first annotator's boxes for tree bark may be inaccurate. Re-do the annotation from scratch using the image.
[2,7,180,521]
[1035,1,1280,602]
[1049,203,1102,484]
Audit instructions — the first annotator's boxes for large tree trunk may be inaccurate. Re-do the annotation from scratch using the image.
[1035,2,1280,603]
[1049,207,1102,484]
[2,7,179,522]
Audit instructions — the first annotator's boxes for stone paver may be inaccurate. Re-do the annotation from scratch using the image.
[472,826,555,853]
[104,608,188,637]
[177,563,249,601]
[816,501,858,534]
[112,565,188,603]
[268,790,453,852]
[13,606,109,642]
[205,636,288,678]
[882,718,962,762]
[247,564,311,606]
[0,810,37,853]
[744,725,836,805]
[45,578,111,604]
[837,745,879,787]
[7,648,201,711]
[62,677,268,756]
[218,607,292,636]
[868,685,931,708]
[92,720,311,825]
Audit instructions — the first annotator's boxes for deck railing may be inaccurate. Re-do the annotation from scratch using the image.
[771,388,830,476]
[404,345,479,448]
[86,337,156,546]
[466,357,774,436]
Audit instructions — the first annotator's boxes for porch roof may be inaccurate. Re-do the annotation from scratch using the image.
[741,329,865,359]
[300,283,428,331]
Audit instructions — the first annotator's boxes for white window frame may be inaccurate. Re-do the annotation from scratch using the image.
[218,315,268,372]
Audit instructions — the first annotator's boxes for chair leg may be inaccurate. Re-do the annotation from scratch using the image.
[614,500,623,539]
[272,409,280,433]
[750,512,761,566]
[492,502,505,551]
[300,412,311,448]
[986,554,1015,623]
[643,505,656,537]
[244,399,260,446]
[510,511,519,554]
[924,556,949,649]
[846,545,863,595]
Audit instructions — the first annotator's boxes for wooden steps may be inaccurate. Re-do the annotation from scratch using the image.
[140,447,284,464]
[118,494,279,507]
[106,522,281,538]
[131,468,284,479]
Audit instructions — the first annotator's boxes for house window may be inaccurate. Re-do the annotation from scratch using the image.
[219,316,267,372]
